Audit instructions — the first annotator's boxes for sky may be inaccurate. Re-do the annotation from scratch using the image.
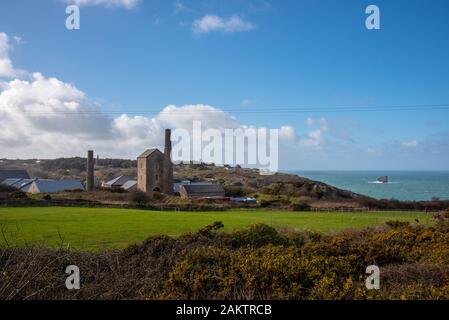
[0,0,449,170]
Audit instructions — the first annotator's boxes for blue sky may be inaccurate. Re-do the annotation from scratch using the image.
[0,0,449,170]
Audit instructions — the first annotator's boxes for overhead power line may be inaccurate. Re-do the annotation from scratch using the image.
[10,103,449,116]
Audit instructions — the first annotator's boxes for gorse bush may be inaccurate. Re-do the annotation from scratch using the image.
[1,220,449,300]
[230,224,287,248]
[434,208,449,223]
[165,245,362,300]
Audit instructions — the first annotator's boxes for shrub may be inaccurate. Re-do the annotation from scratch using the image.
[261,183,283,195]
[0,185,16,193]
[259,199,273,208]
[385,220,410,229]
[164,245,362,300]
[434,208,449,223]
[128,190,151,205]
[99,187,127,194]
[2,222,449,300]
[289,202,311,212]
[197,221,225,237]
[231,224,286,248]
[152,192,166,201]
[42,194,52,201]
[259,196,291,208]
[314,186,324,199]
[223,186,245,197]
[165,246,235,299]
[64,189,83,193]
[8,190,28,199]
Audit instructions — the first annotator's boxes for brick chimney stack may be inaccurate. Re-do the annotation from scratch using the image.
[162,129,173,194]
[86,150,94,191]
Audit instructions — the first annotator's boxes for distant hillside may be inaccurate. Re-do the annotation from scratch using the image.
[174,164,368,201]
[2,158,449,211]
[0,157,369,203]
[0,158,137,186]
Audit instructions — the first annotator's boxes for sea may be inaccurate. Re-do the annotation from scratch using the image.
[288,171,449,201]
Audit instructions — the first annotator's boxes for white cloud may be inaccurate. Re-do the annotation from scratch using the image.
[401,140,418,148]
[174,1,194,14]
[0,70,289,159]
[279,126,295,141]
[13,36,24,44]
[301,129,323,147]
[193,14,255,34]
[0,73,113,156]
[305,117,314,126]
[0,31,292,164]
[305,117,328,129]
[300,118,328,148]
[157,104,240,130]
[0,33,26,78]
[65,0,140,9]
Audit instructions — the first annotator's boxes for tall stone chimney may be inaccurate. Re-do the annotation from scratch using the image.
[162,129,174,194]
[86,150,94,191]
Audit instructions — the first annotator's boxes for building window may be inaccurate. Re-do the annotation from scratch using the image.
[156,174,159,181]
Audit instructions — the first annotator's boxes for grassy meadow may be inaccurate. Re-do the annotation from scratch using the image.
[0,207,433,251]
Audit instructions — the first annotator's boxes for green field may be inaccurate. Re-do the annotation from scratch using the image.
[0,207,432,251]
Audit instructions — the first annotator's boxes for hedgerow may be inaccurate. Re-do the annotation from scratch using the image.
[0,215,449,300]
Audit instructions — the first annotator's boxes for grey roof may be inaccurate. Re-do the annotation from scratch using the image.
[174,181,212,193]
[173,182,182,193]
[1,178,24,187]
[18,180,35,192]
[103,175,132,187]
[137,148,162,158]
[121,180,137,191]
[13,179,35,191]
[180,184,225,198]
[30,179,84,193]
[173,181,191,193]
[1,178,35,191]
[0,170,30,182]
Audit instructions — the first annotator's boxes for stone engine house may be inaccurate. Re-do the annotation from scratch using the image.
[137,129,174,194]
